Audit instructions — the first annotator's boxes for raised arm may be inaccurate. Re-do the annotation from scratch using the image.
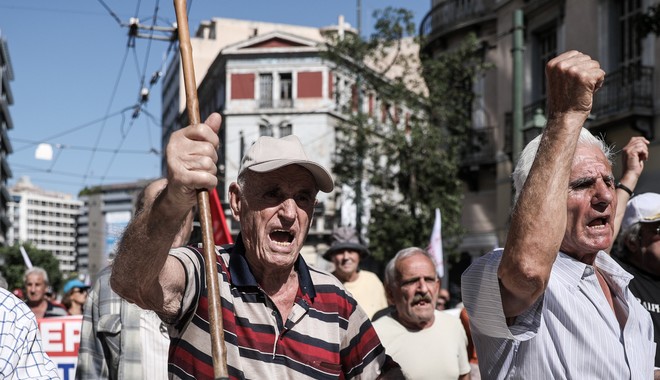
[498,51,605,318]
[608,136,649,250]
[110,113,221,318]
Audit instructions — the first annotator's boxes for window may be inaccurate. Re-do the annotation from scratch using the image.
[259,123,274,137]
[280,123,292,137]
[532,24,557,103]
[259,73,273,108]
[618,0,642,68]
[279,73,292,108]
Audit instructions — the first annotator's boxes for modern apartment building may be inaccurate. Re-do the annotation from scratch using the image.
[7,176,82,275]
[76,179,152,282]
[0,31,14,245]
[420,0,660,259]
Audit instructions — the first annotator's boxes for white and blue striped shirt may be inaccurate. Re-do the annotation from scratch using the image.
[462,249,656,379]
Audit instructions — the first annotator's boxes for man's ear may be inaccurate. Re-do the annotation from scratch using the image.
[625,233,639,254]
[385,286,394,306]
[228,182,241,222]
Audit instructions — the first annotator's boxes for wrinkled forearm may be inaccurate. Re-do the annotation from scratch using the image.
[110,190,188,315]
[499,112,586,317]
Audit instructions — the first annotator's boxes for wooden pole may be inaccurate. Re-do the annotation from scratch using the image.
[173,1,229,378]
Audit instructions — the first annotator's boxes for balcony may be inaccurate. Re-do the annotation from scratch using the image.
[420,0,496,47]
[592,65,654,121]
[258,98,294,109]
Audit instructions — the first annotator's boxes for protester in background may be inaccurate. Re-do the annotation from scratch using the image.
[608,135,649,247]
[24,266,67,319]
[0,287,59,378]
[462,51,655,378]
[110,125,400,379]
[614,192,660,370]
[323,226,388,319]
[12,288,24,300]
[77,178,192,380]
[374,247,471,380]
[61,279,90,316]
[459,307,479,380]
[436,288,450,311]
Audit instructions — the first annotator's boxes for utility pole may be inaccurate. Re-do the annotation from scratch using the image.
[512,9,524,167]
[355,0,365,234]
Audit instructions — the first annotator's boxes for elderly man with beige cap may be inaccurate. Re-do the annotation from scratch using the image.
[111,113,400,379]
[614,192,660,369]
[324,226,388,319]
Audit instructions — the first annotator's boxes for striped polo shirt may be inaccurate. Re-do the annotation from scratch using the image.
[167,236,392,379]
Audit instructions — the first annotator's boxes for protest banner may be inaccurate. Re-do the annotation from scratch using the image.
[38,315,82,380]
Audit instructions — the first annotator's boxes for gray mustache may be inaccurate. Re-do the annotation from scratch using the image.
[412,293,433,304]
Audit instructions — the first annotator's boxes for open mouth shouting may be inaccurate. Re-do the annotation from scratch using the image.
[586,215,610,233]
[269,229,295,247]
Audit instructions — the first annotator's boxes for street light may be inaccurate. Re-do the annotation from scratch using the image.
[523,108,546,145]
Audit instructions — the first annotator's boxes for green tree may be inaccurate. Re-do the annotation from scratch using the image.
[0,243,63,292]
[638,4,660,37]
[323,8,489,265]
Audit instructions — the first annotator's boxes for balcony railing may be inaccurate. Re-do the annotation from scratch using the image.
[259,98,294,109]
[593,65,654,119]
[420,0,496,40]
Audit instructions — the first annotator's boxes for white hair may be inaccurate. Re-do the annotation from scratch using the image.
[512,127,613,204]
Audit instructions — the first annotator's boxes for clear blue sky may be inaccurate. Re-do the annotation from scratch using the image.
[0,0,430,197]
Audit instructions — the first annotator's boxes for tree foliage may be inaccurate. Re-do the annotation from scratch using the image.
[638,4,660,37]
[0,243,64,292]
[322,7,489,265]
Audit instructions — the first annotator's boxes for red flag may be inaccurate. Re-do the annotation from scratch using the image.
[209,187,234,245]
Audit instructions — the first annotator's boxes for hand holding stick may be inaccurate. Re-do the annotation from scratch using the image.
[173,0,229,378]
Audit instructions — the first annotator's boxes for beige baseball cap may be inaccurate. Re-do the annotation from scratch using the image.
[621,192,660,232]
[239,135,334,193]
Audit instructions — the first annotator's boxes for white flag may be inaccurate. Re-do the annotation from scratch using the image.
[429,208,444,278]
[20,246,33,269]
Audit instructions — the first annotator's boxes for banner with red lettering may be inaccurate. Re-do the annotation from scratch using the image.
[38,316,82,380]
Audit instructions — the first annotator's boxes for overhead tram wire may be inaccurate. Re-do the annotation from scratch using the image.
[97,0,177,183]
[84,0,168,188]
[11,107,134,153]
[12,138,156,155]
[80,42,131,187]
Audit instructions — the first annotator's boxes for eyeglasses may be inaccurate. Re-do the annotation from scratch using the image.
[73,288,88,294]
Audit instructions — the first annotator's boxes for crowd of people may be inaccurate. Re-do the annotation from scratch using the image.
[0,50,657,379]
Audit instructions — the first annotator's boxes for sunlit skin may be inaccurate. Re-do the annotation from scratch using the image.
[387,253,439,331]
[560,144,617,264]
[331,250,361,283]
[25,273,47,305]
[229,165,318,281]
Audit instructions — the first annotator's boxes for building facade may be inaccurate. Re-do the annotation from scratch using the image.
[76,179,153,282]
[0,32,14,245]
[8,176,82,275]
[421,0,660,259]
[161,17,376,269]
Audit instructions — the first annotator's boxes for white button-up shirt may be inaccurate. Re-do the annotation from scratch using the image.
[462,249,656,379]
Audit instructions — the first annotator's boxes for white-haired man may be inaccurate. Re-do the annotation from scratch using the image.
[462,50,656,378]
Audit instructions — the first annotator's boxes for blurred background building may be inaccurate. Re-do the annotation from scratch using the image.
[420,0,659,258]
[7,176,82,275]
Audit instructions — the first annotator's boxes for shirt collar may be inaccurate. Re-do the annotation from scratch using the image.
[554,251,633,289]
[228,233,316,300]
